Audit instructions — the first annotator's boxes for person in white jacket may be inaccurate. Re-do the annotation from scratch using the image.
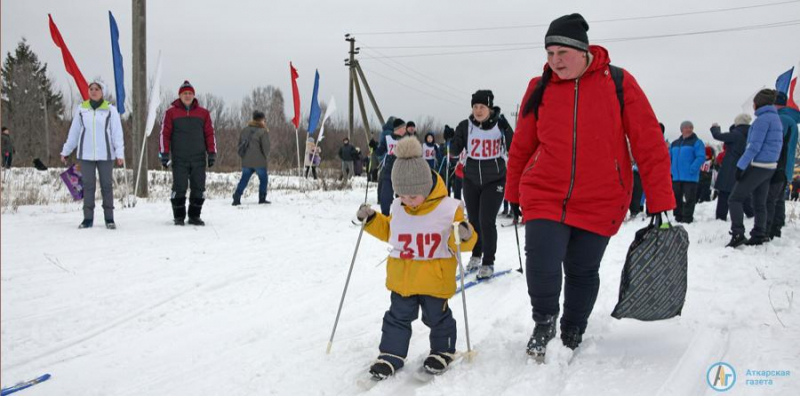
[60,81,125,229]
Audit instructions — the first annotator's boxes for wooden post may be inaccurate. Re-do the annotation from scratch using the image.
[132,0,148,197]
[354,62,384,126]
[351,68,371,143]
[346,36,355,141]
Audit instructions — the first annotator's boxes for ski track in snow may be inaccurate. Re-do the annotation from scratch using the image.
[2,175,800,395]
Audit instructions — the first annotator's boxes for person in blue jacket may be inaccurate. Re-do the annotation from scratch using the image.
[765,92,800,239]
[669,120,705,223]
[375,118,408,215]
[727,89,784,247]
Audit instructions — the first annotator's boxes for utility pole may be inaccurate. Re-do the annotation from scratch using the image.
[345,34,385,143]
[346,35,356,140]
[132,0,148,197]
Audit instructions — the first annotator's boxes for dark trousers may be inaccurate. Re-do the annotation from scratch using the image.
[730,167,774,238]
[80,160,115,221]
[2,152,11,168]
[378,292,456,370]
[525,219,610,333]
[378,176,395,216]
[765,180,787,234]
[792,191,799,201]
[629,170,643,216]
[697,177,712,203]
[304,166,317,180]
[672,181,698,223]
[462,177,505,265]
[716,191,754,221]
[234,167,268,198]
[172,159,206,201]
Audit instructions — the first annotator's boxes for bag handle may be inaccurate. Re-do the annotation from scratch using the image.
[649,211,673,229]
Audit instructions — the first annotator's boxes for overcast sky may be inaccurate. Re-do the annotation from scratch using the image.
[2,0,799,144]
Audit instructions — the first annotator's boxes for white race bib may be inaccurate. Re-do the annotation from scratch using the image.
[467,122,504,160]
[389,197,461,260]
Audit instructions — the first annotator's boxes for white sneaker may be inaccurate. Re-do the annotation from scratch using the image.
[466,257,482,272]
[476,265,494,279]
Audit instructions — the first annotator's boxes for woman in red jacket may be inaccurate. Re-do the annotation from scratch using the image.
[505,13,675,361]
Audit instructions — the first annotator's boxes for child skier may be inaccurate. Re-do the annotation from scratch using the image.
[355,137,477,380]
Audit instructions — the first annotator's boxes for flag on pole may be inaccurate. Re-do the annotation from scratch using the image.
[144,52,163,137]
[307,70,321,134]
[108,11,125,114]
[776,67,794,95]
[317,96,337,143]
[48,14,88,100]
[290,62,300,129]
[789,77,799,111]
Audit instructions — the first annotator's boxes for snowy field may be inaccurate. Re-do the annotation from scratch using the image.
[2,169,799,395]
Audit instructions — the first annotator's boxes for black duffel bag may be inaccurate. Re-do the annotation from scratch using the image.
[611,214,689,321]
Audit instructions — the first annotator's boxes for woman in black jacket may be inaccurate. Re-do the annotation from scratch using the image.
[711,113,753,220]
[444,90,513,279]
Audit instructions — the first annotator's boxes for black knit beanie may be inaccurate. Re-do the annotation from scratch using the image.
[471,90,494,107]
[545,13,590,52]
[393,118,407,131]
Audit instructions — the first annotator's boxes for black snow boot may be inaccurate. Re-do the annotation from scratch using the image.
[423,352,455,375]
[526,315,557,362]
[78,219,93,229]
[258,193,270,204]
[726,232,747,248]
[745,235,769,246]
[232,193,241,206]
[369,359,397,381]
[560,325,583,350]
[188,198,205,226]
[171,197,186,226]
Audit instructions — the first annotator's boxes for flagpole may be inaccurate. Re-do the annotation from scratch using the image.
[295,128,303,186]
[133,130,148,198]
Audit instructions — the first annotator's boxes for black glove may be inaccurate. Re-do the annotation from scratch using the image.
[368,139,378,150]
[443,125,455,140]
[511,203,522,218]
[735,167,746,181]
[207,152,216,168]
[159,152,170,168]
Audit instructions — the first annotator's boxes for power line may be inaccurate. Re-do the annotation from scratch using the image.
[360,67,464,108]
[352,0,800,35]
[358,19,800,59]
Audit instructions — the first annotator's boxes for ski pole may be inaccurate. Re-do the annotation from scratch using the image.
[327,218,368,354]
[453,222,476,361]
[513,212,524,274]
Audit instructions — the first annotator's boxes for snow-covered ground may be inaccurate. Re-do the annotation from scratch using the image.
[2,170,799,395]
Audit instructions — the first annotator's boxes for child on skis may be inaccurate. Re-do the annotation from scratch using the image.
[355,137,477,380]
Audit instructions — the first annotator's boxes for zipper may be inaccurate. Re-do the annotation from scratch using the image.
[615,160,624,189]
[523,150,541,175]
[92,110,97,160]
[561,79,580,223]
[478,159,483,185]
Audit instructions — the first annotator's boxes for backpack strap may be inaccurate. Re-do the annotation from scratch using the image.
[608,64,625,115]
[523,65,625,119]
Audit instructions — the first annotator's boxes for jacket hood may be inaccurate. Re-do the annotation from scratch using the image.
[424,132,436,144]
[469,106,503,129]
[778,106,800,124]
[171,98,198,109]
[544,45,611,83]
[247,120,267,129]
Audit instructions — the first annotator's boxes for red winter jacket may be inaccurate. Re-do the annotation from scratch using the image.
[160,98,216,161]
[505,45,675,237]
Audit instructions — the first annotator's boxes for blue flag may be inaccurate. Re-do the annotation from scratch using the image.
[776,67,794,95]
[307,70,321,134]
[109,11,125,114]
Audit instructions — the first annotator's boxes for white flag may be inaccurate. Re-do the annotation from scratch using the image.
[316,96,336,143]
[144,52,163,137]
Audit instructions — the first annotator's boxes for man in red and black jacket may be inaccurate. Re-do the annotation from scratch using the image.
[159,80,216,226]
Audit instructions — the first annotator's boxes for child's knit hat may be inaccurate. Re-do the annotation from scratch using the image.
[392,137,432,197]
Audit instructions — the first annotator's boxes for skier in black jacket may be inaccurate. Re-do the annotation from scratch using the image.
[444,90,513,279]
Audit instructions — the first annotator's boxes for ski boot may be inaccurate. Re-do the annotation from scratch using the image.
[369,354,402,381]
[466,256,481,272]
[476,265,494,280]
[422,352,455,375]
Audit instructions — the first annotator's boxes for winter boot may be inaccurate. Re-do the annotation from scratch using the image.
[745,235,768,246]
[78,219,93,229]
[422,352,455,375]
[369,354,402,381]
[258,194,270,204]
[188,198,205,226]
[466,256,481,272]
[560,325,583,350]
[726,232,747,248]
[526,315,557,362]
[105,218,116,230]
[476,265,494,280]
[232,193,241,206]
[171,197,187,226]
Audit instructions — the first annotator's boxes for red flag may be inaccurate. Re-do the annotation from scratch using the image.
[290,62,301,129]
[788,77,799,111]
[49,14,88,100]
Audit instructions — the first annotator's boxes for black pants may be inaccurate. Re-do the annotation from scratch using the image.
[716,191,754,221]
[2,152,11,168]
[305,166,317,180]
[629,170,643,216]
[172,159,206,201]
[697,177,712,203]
[765,180,787,235]
[377,292,456,370]
[730,167,774,238]
[672,181,698,223]
[792,191,799,201]
[525,219,610,333]
[462,177,505,265]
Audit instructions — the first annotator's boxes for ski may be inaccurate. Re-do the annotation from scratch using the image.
[455,266,478,281]
[1,374,51,395]
[455,269,514,294]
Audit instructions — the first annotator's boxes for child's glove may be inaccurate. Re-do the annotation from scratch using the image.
[356,203,376,222]
[457,221,472,241]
